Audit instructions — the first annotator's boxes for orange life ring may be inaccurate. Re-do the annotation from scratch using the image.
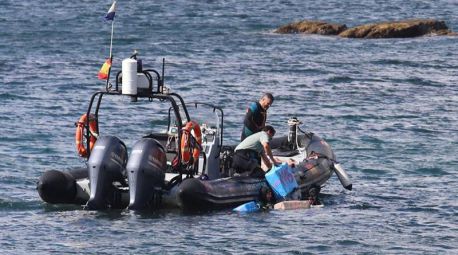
[75,113,98,158]
[180,120,202,164]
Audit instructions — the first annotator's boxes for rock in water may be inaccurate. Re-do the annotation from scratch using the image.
[339,19,453,38]
[274,20,347,35]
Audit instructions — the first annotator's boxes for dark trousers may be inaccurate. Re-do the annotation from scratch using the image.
[232,149,264,178]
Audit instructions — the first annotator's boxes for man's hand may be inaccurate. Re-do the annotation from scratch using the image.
[272,158,282,167]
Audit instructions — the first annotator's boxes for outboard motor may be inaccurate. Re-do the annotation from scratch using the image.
[85,136,128,210]
[127,138,166,210]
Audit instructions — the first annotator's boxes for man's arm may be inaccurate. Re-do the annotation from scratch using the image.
[262,141,281,168]
[260,152,272,170]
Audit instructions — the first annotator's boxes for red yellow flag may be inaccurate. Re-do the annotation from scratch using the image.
[98,58,112,80]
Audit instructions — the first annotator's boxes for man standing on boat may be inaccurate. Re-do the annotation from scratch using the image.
[232,125,282,178]
[241,93,274,141]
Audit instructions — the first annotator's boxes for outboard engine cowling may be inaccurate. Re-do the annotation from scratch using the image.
[127,138,166,210]
[85,136,128,210]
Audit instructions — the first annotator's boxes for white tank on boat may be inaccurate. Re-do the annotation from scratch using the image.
[121,58,138,95]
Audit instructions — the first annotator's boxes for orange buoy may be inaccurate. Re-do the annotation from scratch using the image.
[180,120,202,164]
[75,113,98,158]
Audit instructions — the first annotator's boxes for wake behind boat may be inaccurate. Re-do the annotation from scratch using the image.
[36,53,352,212]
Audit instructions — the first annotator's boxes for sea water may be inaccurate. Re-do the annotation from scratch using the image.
[0,0,457,254]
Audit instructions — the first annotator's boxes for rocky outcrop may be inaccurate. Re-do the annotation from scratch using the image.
[339,19,453,38]
[274,20,347,35]
[275,19,455,38]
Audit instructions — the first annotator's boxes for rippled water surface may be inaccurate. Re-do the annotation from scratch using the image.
[1,0,457,254]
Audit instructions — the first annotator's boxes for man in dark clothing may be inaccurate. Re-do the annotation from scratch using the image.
[240,93,274,141]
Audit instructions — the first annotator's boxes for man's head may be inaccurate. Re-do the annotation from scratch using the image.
[259,93,274,110]
[262,125,276,138]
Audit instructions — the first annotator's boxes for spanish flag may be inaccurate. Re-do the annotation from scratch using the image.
[98,58,111,80]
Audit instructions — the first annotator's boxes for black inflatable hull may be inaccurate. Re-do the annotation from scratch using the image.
[37,170,77,204]
[37,169,266,211]
[176,159,335,211]
[37,156,333,211]
[37,133,344,211]
[177,177,266,211]
[37,167,89,205]
[37,167,129,209]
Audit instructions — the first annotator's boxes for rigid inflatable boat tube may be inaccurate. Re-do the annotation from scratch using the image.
[37,170,78,204]
[333,163,352,190]
[177,178,208,211]
[177,177,266,211]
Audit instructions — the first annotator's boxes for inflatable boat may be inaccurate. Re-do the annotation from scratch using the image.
[37,54,352,211]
